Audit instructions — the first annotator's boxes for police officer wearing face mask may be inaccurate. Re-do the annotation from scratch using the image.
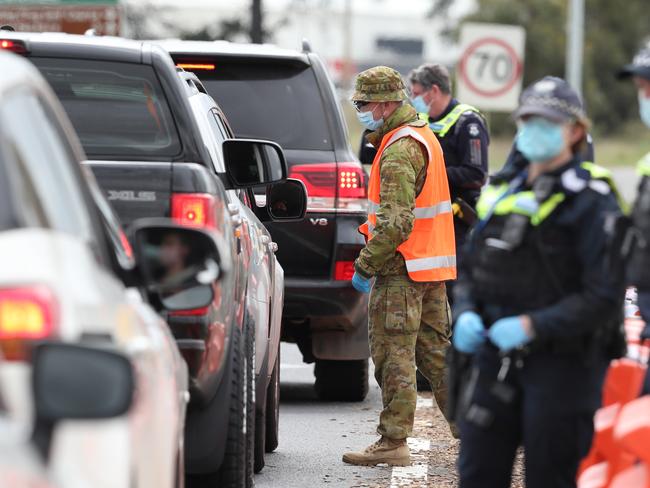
[408,64,489,274]
[618,45,650,339]
[451,77,626,488]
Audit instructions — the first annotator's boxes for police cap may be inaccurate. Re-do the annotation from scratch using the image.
[513,76,587,124]
[618,46,650,81]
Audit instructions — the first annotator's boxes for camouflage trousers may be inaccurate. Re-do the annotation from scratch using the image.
[369,274,451,440]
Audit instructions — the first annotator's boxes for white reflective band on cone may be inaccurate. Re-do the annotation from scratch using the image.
[405,255,456,272]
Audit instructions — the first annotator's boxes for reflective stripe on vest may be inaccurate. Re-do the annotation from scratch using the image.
[638,152,650,177]
[476,162,625,226]
[421,103,481,138]
[359,124,456,282]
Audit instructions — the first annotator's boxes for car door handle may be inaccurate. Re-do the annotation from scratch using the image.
[269,242,278,253]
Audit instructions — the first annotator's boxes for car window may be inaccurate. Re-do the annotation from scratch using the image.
[0,89,96,242]
[30,57,182,160]
[197,61,333,150]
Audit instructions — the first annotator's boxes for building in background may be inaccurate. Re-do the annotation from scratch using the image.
[0,0,120,35]
[121,0,472,86]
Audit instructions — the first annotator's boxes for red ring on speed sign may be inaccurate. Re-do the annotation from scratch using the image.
[459,37,522,98]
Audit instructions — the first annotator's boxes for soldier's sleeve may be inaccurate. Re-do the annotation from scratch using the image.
[354,138,422,277]
[445,113,489,190]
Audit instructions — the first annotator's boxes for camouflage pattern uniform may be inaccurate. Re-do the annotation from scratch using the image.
[352,67,451,440]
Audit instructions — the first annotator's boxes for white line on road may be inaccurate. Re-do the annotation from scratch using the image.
[389,438,430,487]
[280,363,312,369]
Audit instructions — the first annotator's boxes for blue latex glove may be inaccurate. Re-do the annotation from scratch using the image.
[488,316,533,352]
[452,311,486,354]
[351,272,372,293]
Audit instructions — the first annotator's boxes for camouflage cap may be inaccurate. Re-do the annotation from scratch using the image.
[351,66,408,102]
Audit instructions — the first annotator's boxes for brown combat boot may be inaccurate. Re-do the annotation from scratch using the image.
[342,437,410,466]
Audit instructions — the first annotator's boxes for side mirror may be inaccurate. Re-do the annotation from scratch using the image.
[130,219,230,311]
[266,178,307,222]
[33,343,134,422]
[223,139,287,188]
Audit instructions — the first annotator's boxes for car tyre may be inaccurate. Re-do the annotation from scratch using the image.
[265,347,280,453]
[244,316,256,487]
[215,324,246,488]
[314,359,368,402]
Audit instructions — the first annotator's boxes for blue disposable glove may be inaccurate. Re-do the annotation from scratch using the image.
[351,272,372,293]
[452,311,486,354]
[488,316,533,352]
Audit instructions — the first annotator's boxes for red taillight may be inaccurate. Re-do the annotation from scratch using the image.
[171,193,217,229]
[289,162,367,212]
[0,287,57,361]
[170,307,210,317]
[334,261,356,281]
[0,39,27,55]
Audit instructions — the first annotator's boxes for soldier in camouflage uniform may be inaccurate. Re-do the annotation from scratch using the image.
[343,66,455,467]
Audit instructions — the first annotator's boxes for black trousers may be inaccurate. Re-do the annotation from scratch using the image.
[458,345,608,488]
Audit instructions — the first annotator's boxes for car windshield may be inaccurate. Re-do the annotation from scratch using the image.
[196,60,333,151]
[31,57,182,159]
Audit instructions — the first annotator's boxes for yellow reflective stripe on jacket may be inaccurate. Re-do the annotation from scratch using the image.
[476,162,625,227]
[637,153,650,177]
[581,161,628,212]
[428,103,481,138]
[479,190,566,226]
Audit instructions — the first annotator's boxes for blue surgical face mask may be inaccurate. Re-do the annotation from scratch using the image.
[356,109,384,131]
[410,94,431,114]
[515,117,566,163]
[639,91,650,129]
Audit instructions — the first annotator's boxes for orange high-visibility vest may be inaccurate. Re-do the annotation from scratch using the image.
[359,124,456,282]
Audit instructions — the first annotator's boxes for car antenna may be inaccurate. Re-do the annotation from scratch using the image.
[0,25,15,31]
[301,38,312,53]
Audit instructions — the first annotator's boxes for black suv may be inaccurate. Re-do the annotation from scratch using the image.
[161,40,370,401]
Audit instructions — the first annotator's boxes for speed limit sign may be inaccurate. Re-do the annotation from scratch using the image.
[457,23,526,112]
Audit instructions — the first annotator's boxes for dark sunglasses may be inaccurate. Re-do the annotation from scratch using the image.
[353,101,371,112]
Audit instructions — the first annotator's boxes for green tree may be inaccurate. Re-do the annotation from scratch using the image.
[453,0,650,136]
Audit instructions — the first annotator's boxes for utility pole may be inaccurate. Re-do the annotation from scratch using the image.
[342,0,353,85]
[566,0,585,94]
[251,0,263,44]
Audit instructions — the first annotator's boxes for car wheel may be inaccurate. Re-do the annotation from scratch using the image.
[214,324,246,488]
[265,347,280,453]
[244,316,256,488]
[314,359,369,402]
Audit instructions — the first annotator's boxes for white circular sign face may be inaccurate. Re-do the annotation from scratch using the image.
[459,37,522,97]
[456,23,526,112]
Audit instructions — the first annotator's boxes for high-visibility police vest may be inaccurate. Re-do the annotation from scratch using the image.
[418,103,482,138]
[358,124,456,282]
[476,161,626,225]
[471,161,623,313]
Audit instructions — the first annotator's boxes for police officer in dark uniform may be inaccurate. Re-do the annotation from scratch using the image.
[408,64,489,269]
[451,77,625,488]
[618,45,650,337]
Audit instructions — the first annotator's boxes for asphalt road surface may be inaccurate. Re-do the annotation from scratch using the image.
[255,168,639,488]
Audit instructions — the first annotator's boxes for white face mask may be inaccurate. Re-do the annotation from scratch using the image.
[639,90,650,129]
